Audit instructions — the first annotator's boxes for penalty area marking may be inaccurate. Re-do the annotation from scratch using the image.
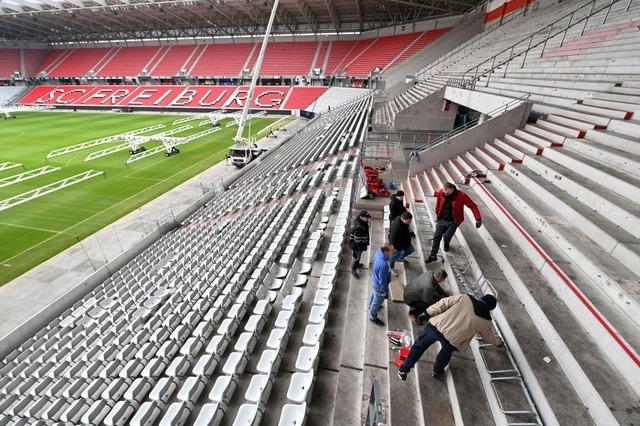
[0,146,231,265]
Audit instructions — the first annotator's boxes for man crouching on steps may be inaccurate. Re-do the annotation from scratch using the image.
[397,294,502,381]
[368,242,393,327]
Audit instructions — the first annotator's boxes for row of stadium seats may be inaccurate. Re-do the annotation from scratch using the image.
[0,29,450,79]
[0,95,372,425]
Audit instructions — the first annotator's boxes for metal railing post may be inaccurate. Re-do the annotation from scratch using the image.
[559,12,575,47]
[602,0,614,24]
[521,35,533,67]
[503,45,514,77]
[486,56,496,86]
[580,0,597,36]
[626,0,632,11]
[539,25,553,57]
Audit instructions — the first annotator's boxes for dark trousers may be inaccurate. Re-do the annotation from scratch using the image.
[351,250,363,271]
[407,301,429,318]
[400,324,457,374]
[430,219,458,256]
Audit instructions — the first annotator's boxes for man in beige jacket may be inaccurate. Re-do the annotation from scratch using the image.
[398,294,502,380]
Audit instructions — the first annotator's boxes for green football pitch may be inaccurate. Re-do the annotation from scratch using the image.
[0,111,280,286]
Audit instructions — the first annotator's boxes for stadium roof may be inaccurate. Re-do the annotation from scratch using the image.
[0,0,479,43]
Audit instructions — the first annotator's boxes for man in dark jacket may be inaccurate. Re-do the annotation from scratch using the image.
[388,211,414,271]
[404,269,449,324]
[388,190,407,222]
[426,182,482,263]
[349,210,371,279]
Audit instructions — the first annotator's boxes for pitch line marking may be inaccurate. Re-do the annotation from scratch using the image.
[0,221,60,234]
[0,146,231,265]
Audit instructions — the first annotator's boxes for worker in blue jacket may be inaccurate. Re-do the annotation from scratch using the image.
[369,242,394,326]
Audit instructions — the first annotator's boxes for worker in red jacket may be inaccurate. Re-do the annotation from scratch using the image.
[426,182,481,263]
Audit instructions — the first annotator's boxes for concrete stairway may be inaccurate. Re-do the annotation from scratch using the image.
[403,98,640,424]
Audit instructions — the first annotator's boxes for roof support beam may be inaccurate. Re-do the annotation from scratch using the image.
[323,0,339,32]
[386,0,457,13]
[291,0,319,32]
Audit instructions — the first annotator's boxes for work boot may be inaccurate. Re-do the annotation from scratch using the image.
[425,255,438,264]
[356,262,365,269]
[397,371,407,381]
[351,269,359,279]
[369,318,385,326]
[443,244,450,252]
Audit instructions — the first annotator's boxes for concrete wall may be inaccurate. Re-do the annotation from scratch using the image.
[413,101,532,173]
[444,86,520,115]
[393,87,457,132]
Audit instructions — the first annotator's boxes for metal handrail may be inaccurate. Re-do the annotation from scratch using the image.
[460,0,626,85]
[415,1,535,79]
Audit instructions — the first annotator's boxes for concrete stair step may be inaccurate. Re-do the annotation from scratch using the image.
[607,118,640,139]
[504,133,544,155]
[583,98,640,116]
[563,137,640,178]
[531,102,612,127]
[429,166,446,189]
[492,166,640,318]
[542,146,640,204]
[521,153,640,239]
[484,142,522,164]
[571,103,633,120]
[436,162,456,184]
[546,114,598,132]
[447,158,468,184]
[464,150,492,174]
[518,127,562,147]
[471,177,640,410]
[493,137,527,160]
[418,171,436,197]
[591,91,640,104]
[474,146,505,170]
[585,129,640,156]
[611,86,640,95]
[535,120,584,139]
[622,81,640,89]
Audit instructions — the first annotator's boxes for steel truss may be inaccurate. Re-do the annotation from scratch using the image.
[0,170,105,212]
[0,162,22,172]
[46,124,166,159]
[126,127,221,164]
[0,166,60,189]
